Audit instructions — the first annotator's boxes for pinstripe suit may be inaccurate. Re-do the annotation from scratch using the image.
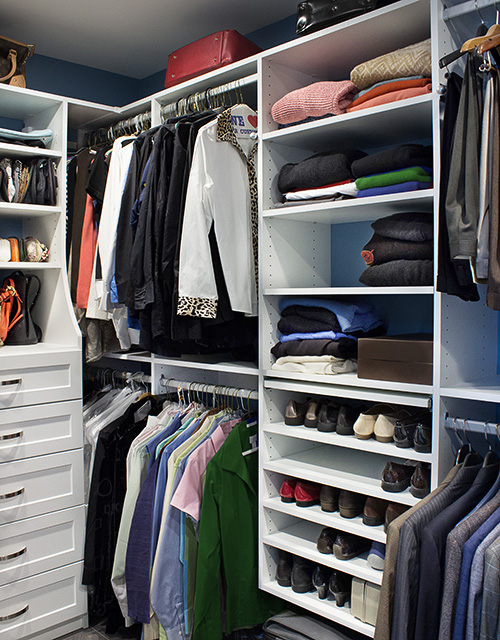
[374,465,461,640]
[389,461,483,640]
[479,535,500,640]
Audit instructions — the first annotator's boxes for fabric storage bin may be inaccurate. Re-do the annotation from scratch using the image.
[357,333,433,385]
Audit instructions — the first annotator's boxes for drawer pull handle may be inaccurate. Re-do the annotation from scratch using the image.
[0,487,24,500]
[0,604,29,621]
[0,379,21,387]
[0,431,23,441]
[0,547,27,561]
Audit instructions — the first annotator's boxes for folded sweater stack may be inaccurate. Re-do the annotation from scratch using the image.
[277,149,366,203]
[271,298,384,374]
[359,212,434,287]
[271,81,359,126]
[348,39,432,112]
[352,143,433,198]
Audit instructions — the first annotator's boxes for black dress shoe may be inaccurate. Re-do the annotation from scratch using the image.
[312,565,332,599]
[320,485,339,512]
[316,527,337,554]
[338,489,366,518]
[275,549,293,587]
[329,570,352,607]
[333,533,371,560]
[411,462,431,497]
[317,402,340,432]
[336,404,362,436]
[291,555,315,593]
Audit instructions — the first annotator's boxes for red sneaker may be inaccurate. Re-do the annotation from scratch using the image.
[280,478,297,503]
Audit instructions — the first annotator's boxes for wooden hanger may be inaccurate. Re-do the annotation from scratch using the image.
[478,33,500,52]
[462,0,500,51]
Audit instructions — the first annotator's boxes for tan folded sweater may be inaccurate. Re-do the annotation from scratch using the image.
[350,39,432,91]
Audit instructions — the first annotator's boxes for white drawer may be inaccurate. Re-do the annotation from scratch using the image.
[0,349,81,409]
[0,506,85,586]
[0,401,82,463]
[0,450,84,524]
[0,562,86,639]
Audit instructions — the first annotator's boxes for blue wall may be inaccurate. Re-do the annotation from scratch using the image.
[21,15,297,105]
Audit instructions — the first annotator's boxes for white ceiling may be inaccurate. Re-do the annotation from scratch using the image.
[2,0,298,78]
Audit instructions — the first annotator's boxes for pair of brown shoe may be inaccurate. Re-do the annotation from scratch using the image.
[381,461,431,497]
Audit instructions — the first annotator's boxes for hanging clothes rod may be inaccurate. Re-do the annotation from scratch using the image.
[443,0,498,21]
[160,73,258,120]
[444,413,500,437]
[84,110,152,147]
[159,375,258,401]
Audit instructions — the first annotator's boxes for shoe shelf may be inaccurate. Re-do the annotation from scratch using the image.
[263,521,382,585]
[262,446,419,507]
[263,497,386,544]
[440,378,500,403]
[264,378,430,408]
[263,423,433,464]
[263,370,433,396]
[261,580,375,637]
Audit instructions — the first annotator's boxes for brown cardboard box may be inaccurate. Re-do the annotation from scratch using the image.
[358,333,433,385]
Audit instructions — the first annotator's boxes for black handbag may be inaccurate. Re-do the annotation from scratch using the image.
[296,0,379,35]
[4,271,42,345]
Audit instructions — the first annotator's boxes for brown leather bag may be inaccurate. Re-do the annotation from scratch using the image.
[0,36,35,88]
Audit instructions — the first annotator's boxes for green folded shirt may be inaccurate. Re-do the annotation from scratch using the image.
[356,166,432,191]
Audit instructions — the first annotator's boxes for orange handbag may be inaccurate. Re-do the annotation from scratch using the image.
[0,277,23,345]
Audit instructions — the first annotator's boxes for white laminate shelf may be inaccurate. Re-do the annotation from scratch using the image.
[263,446,420,507]
[262,191,435,225]
[154,355,259,377]
[263,286,434,296]
[263,378,431,407]
[263,370,433,396]
[263,520,383,585]
[0,203,61,216]
[0,142,62,159]
[263,423,433,464]
[263,496,387,544]
[0,343,79,357]
[440,376,500,402]
[0,262,61,270]
[261,581,375,637]
[262,94,433,150]
[101,351,153,364]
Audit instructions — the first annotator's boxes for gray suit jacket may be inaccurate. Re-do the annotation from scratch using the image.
[479,535,500,640]
[389,461,482,640]
[438,488,500,640]
[373,465,460,640]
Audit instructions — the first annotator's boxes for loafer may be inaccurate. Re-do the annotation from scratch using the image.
[336,404,362,436]
[393,410,431,448]
[381,461,415,493]
[280,478,296,503]
[276,549,293,587]
[316,527,337,554]
[374,408,412,443]
[333,533,371,560]
[285,399,308,426]
[414,419,432,453]
[317,401,340,432]
[411,462,431,498]
[320,485,339,512]
[363,496,388,527]
[329,570,352,607]
[291,555,315,593]
[295,480,320,507]
[367,542,386,571]
[385,502,410,532]
[338,489,366,518]
[353,403,396,440]
[312,565,331,599]
[304,400,321,428]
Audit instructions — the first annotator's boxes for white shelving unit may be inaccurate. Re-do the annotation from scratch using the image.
[0,85,85,639]
[256,0,454,634]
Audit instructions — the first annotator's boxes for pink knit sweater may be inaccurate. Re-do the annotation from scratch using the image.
[271,81,359,125]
